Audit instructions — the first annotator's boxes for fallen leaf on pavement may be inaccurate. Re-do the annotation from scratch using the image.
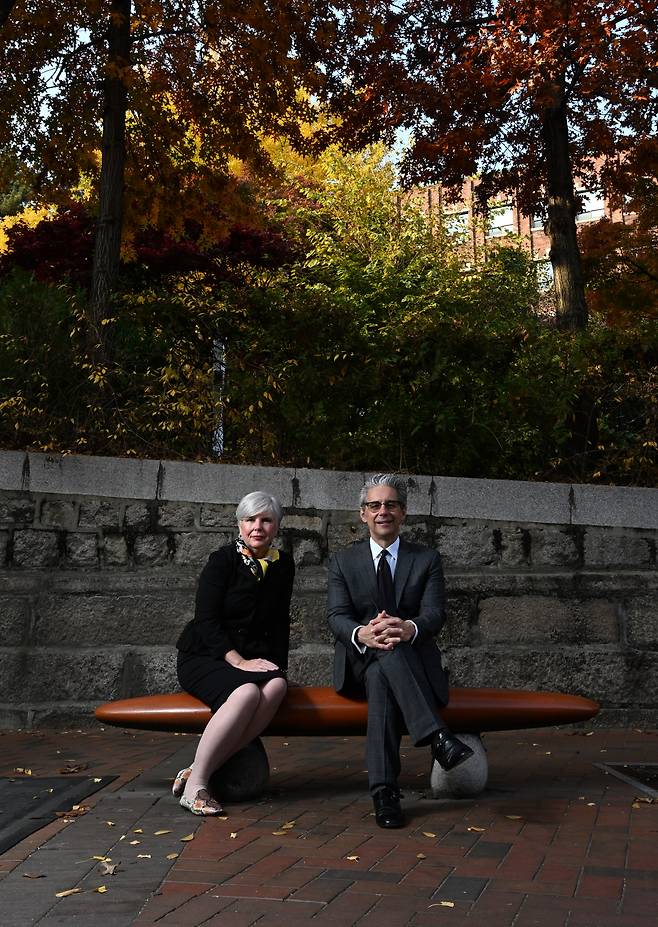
[95,885,108,893]
[104,821,115,827]
[271,830,289,836]
[23,872,45,879]
[129,840,140,845]
[230,832,237,839]
[346,855,359,861]
[154,830,171,836]
[422,832,436,838]
[467,826,486,832]
[429,901,454,908]
[14,767,33,775]
[181,834,194,842]
[166,853,179,860]
[60,763,88,774]
[137,854,152,859]
[133,828,143,833]
[55,805,89,818]
[416,853,426,860]
[55,888,82,898]
[98,862,119,876]
[281,821,295,829]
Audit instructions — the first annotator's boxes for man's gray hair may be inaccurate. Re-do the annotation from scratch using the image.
[236,491,283,525]
[359,474,407,508]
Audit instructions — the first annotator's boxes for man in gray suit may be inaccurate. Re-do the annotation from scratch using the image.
[327,473,472,828]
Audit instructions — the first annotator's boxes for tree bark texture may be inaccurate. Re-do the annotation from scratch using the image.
[541,94,588,331]
[88,0,131,357]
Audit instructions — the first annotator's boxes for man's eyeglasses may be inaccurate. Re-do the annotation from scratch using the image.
[362,500,403,512]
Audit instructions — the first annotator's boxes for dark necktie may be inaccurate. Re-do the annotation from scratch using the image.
[377,549,396,614]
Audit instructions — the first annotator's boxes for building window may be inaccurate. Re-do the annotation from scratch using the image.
[576,190,605,223]
[487,202,515,238]
[530,213,544,231]
[445,210,470,238]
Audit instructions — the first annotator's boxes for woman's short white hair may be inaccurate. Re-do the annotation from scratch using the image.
[236,491,283,525]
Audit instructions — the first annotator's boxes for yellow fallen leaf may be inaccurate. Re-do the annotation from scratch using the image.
[104,821,115,827]
[271,830,289,836]
[436,901,455,908]
[129,840,140,845]
[98,861,118,876]
[281,821,296,829]
[133,828,143,833]
[15,767,33,775]
[166,853,179,860]
[137,854,152,859]
[422,831,436,838]
[346,855,359,861]
[55,888,82,898]
[417,853,426,860]
[230,832,237,839]
[467,826,486,832]
[93,777,102,783]
[95,885,108,893]
[92,856,111,862]
[180,834,194,842]
[154,830,171,836]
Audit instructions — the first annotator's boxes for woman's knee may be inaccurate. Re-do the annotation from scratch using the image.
[227,682,261,709]
[262,676,287,702]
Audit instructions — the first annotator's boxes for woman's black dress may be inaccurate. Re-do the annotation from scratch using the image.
[176,543,295,712]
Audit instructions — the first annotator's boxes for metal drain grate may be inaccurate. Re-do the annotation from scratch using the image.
[595,763,658,799]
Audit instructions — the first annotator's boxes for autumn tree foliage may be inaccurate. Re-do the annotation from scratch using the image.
[0,0,337,350]
[326,0,658,330]
[580,139,658,325]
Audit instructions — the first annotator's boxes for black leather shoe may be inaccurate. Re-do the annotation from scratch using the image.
[372,786,405,828]
[432,731,474,771]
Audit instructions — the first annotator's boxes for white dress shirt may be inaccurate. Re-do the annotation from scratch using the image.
[351,538,418,652]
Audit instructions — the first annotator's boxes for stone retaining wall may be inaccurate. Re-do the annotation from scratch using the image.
[1,451,656,729]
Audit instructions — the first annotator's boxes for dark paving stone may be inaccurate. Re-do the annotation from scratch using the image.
[468,841,513,859]
[432,875,489,902]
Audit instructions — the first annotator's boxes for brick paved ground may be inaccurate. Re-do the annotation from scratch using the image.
[1,726,657,926]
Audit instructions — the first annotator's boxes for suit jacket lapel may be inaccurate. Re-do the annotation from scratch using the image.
[356,540,378,613]
[393,538,413,608]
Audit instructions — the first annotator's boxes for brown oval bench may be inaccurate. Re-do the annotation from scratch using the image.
[95,685,599,735]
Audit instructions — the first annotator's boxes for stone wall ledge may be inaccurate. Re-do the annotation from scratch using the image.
[2,450,656,529]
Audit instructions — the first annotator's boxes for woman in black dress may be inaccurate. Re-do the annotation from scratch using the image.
[174,491,294,815]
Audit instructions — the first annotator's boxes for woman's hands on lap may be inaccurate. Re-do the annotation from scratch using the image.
[225,650,279,672]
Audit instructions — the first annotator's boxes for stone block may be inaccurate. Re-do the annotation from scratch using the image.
[529,526,581,567]
[436,523,497,569]
[477,596,619,645]
[173,532,231,566]
[0,494,35,526]
[78,500,123,528]
[282,514,324,532]
[571,483,658,530]
[199,504,238,528]
[12,529,59,567]
[102,534,129,566]
[33,593,193,645]
[65,533,99,567]
[291,536,322,567]
[135,648,179,694]
[399,521,434,545]
[31,705,98,729]
[441,596,473,648]
[584,529,655,568]
[289,594,332,649]
[39,499,78,529]
[496,527,529,567]
[0,707,30,729]
[0,596,30,645]
[626,596,658,647]
[292,565,328,594]
[287,644,334,687]
[124,502,152,530]
[157,502,197,528]
[0,648,125,702]
[447,647,656,704]
[26,451,160,500]
[326,520,365,553]
[133,534,171,566]
[159,459,295,506]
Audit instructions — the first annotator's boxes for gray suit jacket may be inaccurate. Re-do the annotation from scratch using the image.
[326,537,449,704]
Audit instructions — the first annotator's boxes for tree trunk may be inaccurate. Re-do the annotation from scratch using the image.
[541,93,588,331]
[88,0,131,358]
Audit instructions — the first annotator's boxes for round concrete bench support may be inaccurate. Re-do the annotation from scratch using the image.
[209,738,270,801]
[429,733,488,798]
